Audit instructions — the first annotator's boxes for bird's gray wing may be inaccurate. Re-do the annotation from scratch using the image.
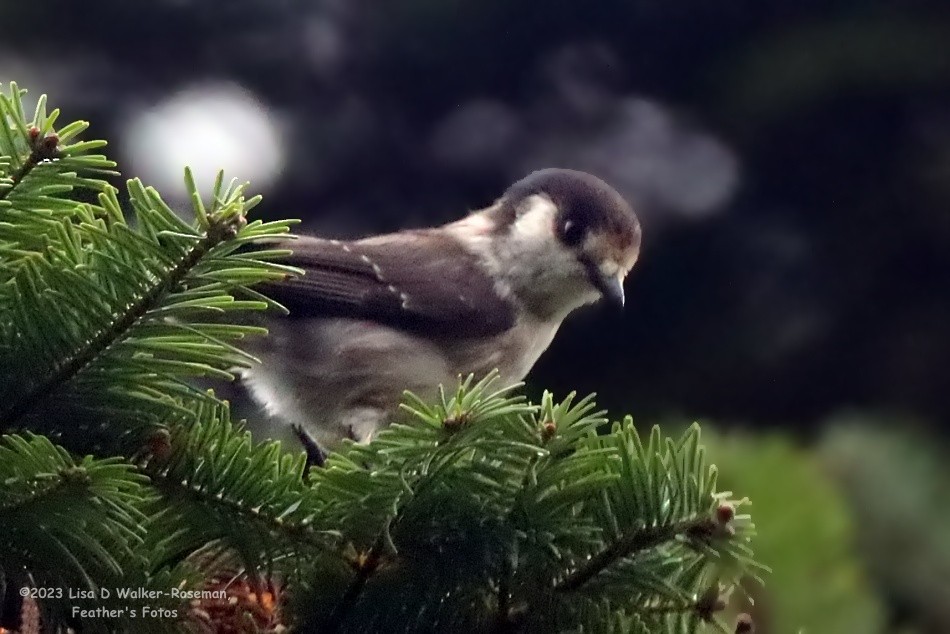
[256,233,517,337]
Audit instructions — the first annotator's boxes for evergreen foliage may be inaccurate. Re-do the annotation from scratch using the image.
[0,83,763,633]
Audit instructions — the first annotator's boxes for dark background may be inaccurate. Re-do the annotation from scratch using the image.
[3,1,949,631]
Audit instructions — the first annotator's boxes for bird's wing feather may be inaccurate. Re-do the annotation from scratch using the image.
[257,233,517,337]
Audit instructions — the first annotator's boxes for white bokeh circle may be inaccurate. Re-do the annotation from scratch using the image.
[122,82,284,199]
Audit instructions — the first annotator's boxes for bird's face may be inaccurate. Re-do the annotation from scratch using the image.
[552,198,640,310]
[499,169,641,316]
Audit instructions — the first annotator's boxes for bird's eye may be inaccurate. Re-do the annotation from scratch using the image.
[560,220,584,246]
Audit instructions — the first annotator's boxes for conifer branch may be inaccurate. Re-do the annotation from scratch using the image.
[146,467,334,553]
[0,468,86,514]
[494,453,539,631]
[0,216,240,427]
[493,552,515,633]
[638,601,697,615]
[0,128,59,204]
[320,445,471,632]
[637,581,727,622]
[555,516,714,593]
[322,535,385,634]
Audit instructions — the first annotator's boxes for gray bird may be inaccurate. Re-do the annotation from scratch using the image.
[241,168,641,453]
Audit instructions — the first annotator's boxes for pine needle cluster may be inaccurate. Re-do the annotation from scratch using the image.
[0,83,763,634]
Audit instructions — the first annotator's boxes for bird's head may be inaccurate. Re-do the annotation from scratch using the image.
[481,168,641,318]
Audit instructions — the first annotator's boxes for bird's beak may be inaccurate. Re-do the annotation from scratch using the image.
[594,271,625,310]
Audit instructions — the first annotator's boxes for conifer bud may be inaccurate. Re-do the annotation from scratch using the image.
[42,133,59,154]
[26,127,59,159]
[145,428,173,463]
[442,413,469,432]
[716,503,735,525]
[735,613,754,633]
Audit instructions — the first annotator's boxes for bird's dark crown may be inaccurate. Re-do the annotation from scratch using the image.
[498,168,640,253]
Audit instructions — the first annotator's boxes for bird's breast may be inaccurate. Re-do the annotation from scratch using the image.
[438,315,561,385]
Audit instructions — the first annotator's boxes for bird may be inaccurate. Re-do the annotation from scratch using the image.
[240,168,641,456]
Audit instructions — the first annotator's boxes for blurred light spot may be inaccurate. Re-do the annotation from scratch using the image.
[122,83,284,199]
[302,16,347,77]
[539,42,622,118]
[523,98,739,220]
[429,100,522,169]
[577,99,739,218]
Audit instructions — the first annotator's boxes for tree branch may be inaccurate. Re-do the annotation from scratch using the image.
[492,552,517,633]
[0,129,59,204]
[555,515,714,593]
[494,453,538,632]
[320,447,470,632]
[0,220,234,427]
[0,468,88,514]
[145,467,335,554]
[321,535,384,634]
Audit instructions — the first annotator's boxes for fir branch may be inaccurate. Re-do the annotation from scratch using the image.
[145,467,333,554]
[320,485,421,633]
[638,600,698,615]
[0,216,240,427]
[493,453,540,631]
[493,552,516,633]
[322,534,385,634]
[0,128,59,204]
[135,408,338,583]
[0,468,82,514]
[0,434,148,595]
[319,442,482,632]
[555,515,714,593]
[638,584,725,622]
